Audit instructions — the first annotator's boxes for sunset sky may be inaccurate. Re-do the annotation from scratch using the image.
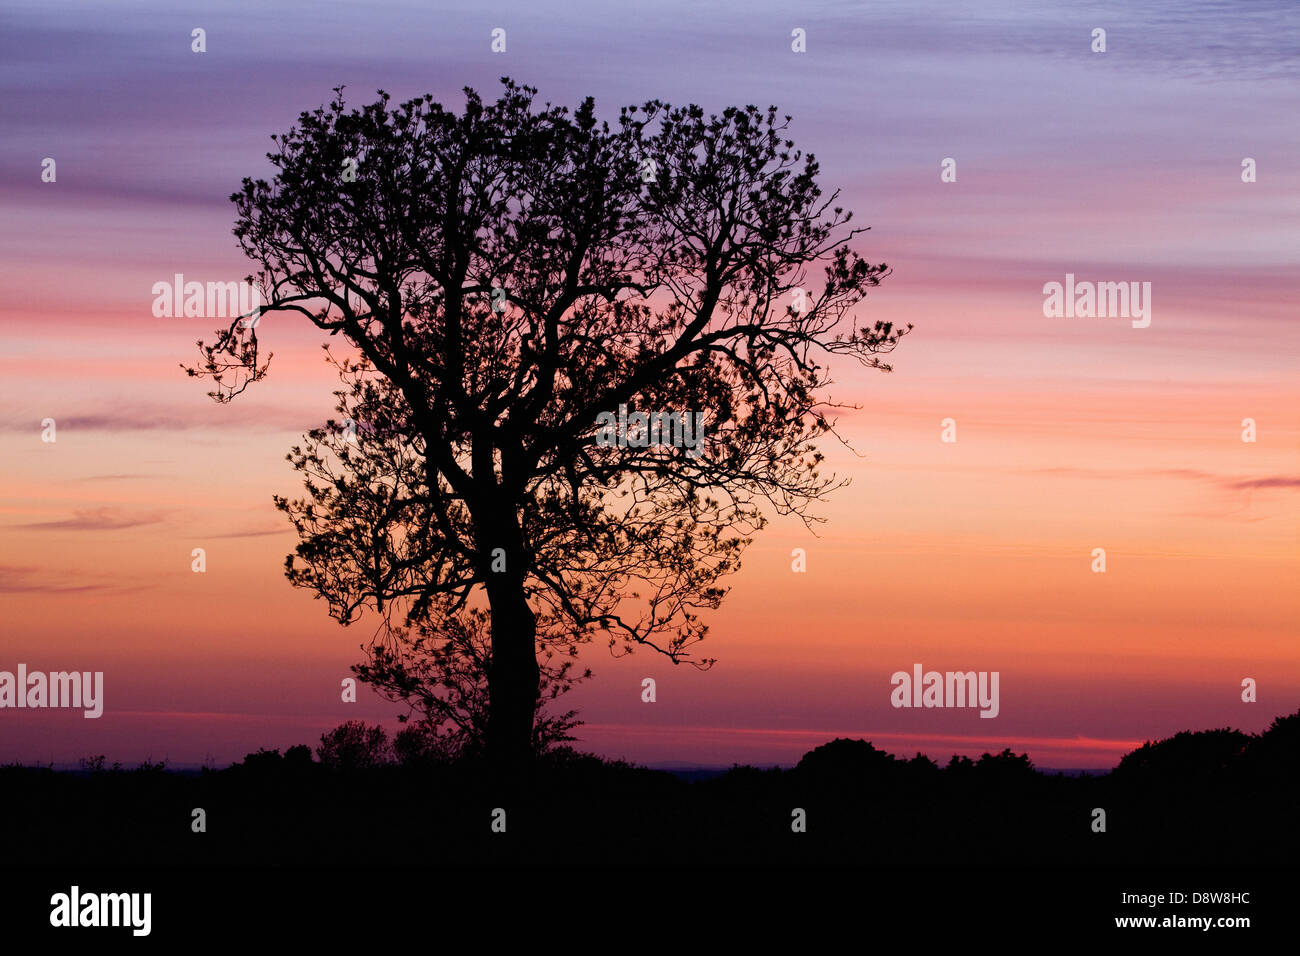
[2,0,1296,769]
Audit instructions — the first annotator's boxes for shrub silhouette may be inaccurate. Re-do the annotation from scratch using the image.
[79,754,107,774]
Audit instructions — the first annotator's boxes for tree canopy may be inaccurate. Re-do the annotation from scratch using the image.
[187,78,908,761]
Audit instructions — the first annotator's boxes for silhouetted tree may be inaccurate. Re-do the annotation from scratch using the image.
[391,721,448,767]
[1243,707,1300,784]
[908,751,939,772]
[794,737,898,790]
[1113,728,1250,783]
[238,747,287,773]
[945,754,975,777]
[902,751,940,787]
[317,720,391,771]
[973,748,1035,785]
[187,79,906,764]
[284,744,315,767]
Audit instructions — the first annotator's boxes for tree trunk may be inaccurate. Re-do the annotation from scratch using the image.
[484,575,540,769]
[473,446,540,770]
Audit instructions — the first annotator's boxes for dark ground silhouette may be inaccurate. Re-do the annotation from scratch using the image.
[4,709,1296,868]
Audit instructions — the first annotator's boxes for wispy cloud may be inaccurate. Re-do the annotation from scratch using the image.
[0,564,109,594]
[1026,466,1300,494]
[0,404,319,434]
[10,506,164,532]
[21,410,274,433]
[206,527,290,539]
[1223,476,1300,491]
